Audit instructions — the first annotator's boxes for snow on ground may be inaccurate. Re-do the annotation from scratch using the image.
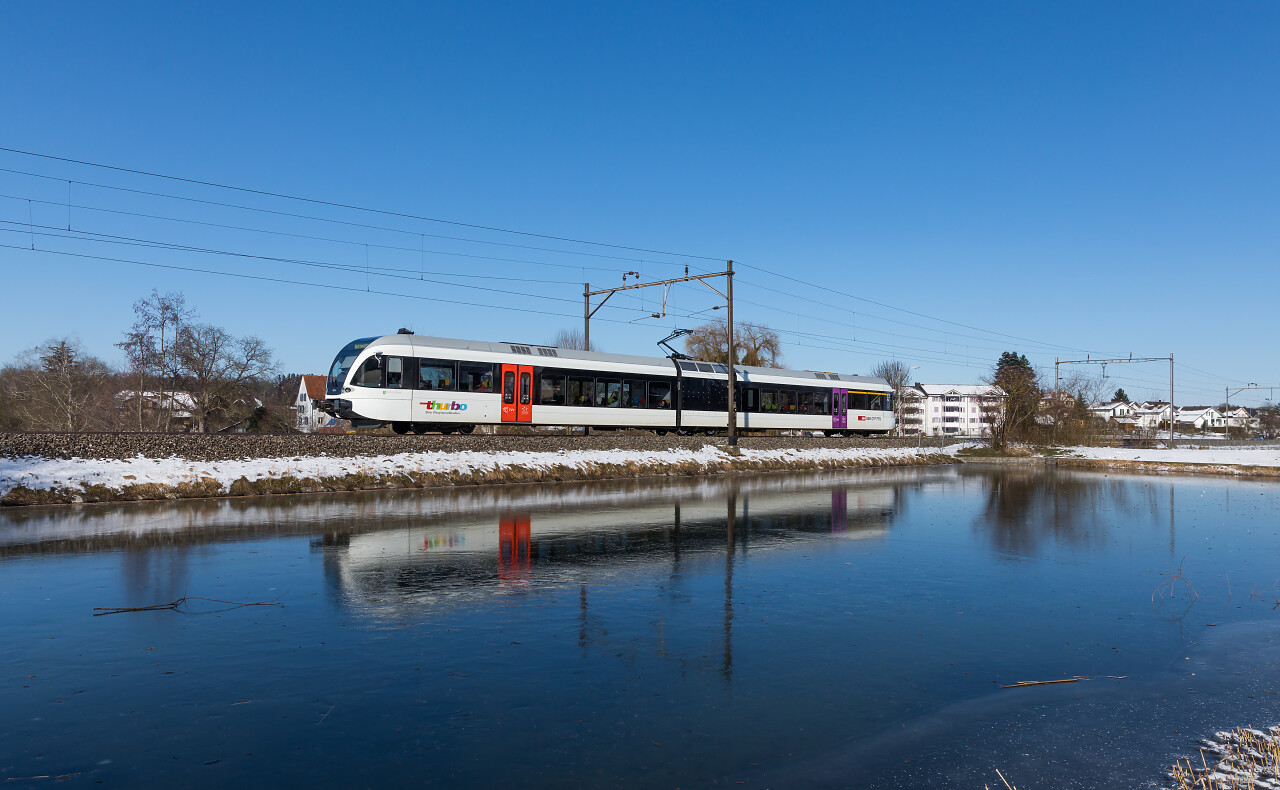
[0,445,954,497]
[1060,446,1280,467]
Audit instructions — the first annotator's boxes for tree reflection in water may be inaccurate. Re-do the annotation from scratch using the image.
[970,467,1142,556]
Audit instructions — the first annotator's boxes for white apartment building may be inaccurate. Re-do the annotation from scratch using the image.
[900,384,1004,437]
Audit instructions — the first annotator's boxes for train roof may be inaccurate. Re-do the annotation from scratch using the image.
[363,333,890,388]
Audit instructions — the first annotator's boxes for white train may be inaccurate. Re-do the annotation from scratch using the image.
[323,331,895,435]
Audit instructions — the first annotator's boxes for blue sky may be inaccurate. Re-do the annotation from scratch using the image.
[1,2,1277,405]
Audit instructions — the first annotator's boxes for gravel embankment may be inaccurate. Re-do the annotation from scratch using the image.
[0,431,945,462]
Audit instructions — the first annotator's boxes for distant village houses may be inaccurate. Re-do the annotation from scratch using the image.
[1083,399,1260,435]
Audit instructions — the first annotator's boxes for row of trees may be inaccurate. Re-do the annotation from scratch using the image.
[0,291,291,433]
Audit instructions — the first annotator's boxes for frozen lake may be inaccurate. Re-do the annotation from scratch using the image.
[3,466,1280,788]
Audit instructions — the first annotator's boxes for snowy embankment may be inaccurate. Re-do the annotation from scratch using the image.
[1061,446,1280,468]
[0,445,960,506]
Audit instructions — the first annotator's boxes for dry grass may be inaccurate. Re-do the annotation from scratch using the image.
[1169,726,1280,789]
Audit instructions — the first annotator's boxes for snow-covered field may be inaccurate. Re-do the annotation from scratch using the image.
[1059,446,1280,467]
[0,445,960,499]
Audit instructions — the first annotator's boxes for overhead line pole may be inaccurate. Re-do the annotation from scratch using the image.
[1056,355,1175,446]
[1225,384,1270,439]
[583,262,738,444]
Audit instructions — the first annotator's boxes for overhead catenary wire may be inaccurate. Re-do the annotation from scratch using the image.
[0,148,726,261]
[0,222,654,315]
[0,192,640,274]
[0,154,1125,365]
[0,149,1263,391]
[733,260,1119,357]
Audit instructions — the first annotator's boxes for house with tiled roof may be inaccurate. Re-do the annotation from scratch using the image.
[294,375,331,433]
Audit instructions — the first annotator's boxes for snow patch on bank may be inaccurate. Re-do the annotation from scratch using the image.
[0,445,957,498]
[1060,446,1280,467]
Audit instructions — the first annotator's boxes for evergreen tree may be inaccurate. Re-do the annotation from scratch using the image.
[989,351,1041,449]
[1113,387,1129,404]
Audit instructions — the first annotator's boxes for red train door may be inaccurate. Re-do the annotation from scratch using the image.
[501,364,533,423]
[498,513,532,581]
[517,366,533,422]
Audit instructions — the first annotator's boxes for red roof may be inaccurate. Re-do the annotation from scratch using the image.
[302,375,327,400]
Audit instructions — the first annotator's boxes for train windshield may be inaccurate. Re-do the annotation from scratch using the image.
[327,338,377,396]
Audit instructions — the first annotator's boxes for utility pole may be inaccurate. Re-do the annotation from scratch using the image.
[725,260,736,445]
[582,263,737,439]
[583,283,590,352]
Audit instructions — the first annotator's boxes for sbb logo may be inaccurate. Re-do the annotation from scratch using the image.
[419,400,468,411]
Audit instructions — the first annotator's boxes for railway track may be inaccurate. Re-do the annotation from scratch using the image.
[0,430,945,463]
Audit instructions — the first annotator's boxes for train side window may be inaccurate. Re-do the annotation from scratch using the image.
[502,370,516,404]
[779,389,796,413]
[761,390,777,412]
[816,391,830,415]
[568,375,594,406]
[384,357,407,389]
[418,359,456,391]
[540,373,565,405]
[883,393,894,412]
[867,393,883,411]
[744,388,758,412]
[848,392,870,410]
[648,381,672,409]
[353,356,382,388]
[623,380,646,408]
[595,378,621,407]
[459,362,495,393]
[799,391,814,414]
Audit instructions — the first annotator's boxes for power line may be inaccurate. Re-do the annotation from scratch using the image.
[0,240,685,330]
[0,147,726,261]
[0,222,656,317]
[0,155,1118,363]
[734,260,1118,357]
[0,166,711,270]
[0,191,636,274]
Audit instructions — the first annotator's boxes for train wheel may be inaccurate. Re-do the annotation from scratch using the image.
[703,429,717,436]
[391,422,411,435]
[457,424,476,435]
[654,429,668,436]
[411,423,431,434]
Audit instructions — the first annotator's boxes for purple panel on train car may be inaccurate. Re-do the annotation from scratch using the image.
[832,388,846,429]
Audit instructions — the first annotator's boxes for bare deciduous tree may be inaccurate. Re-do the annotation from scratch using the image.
[120,290,194,431]
[871,360,913,435]
[177,323,276,433]
[685,320,782,367]
[548,329,597,351]
[0,339,114,431]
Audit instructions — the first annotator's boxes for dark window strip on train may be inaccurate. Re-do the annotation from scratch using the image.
[351,356,892,413]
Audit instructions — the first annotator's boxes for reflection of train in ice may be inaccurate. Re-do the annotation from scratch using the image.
[327,474,905,618]
[323,332,896,435]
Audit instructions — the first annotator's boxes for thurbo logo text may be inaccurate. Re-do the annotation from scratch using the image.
[418,400,468,411]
